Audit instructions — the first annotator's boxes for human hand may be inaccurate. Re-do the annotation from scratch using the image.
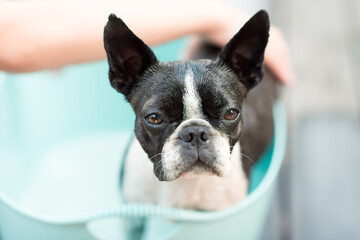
[264,26,294,85]
[203,3,294,85]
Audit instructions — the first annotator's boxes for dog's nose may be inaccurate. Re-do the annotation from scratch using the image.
[179,126,210,144]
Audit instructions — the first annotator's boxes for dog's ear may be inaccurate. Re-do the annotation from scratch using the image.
[217,10,270,91]
[103,14,158,98]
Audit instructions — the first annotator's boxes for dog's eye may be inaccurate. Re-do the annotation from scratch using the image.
[145,113,164,125]
[224,109,239,120]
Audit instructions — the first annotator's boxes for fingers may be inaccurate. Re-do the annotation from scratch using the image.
[264,27,295,85]
[204,7,294,85]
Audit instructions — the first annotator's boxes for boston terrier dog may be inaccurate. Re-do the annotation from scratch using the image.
[103,10,277,211]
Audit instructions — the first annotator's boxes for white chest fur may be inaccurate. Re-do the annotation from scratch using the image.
[122,138,248,210]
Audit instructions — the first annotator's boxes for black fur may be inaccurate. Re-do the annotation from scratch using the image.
[127,61,246,178]
[104,10,274,179]
[104,10,269,99]
[218,10,269,91]
[103,14,158,98]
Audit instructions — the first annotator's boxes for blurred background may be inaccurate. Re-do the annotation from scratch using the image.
[234,0,360,239]
[1,0,359,239]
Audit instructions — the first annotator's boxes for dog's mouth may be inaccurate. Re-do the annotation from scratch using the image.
[157,126,233,181]
[180,159,217,178]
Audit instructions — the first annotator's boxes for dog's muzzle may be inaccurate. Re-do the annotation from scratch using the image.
[158,119,231,181]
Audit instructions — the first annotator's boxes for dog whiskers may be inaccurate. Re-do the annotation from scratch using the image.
[150,153,162,161]
[152,160,164,183]
[241,152,258,166]
[152,175,158,184]
[154,159,162,172]
[222,132,236,139]
[160,169,166,181]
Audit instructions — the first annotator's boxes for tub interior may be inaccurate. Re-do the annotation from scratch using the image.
[1,131,134,217]
[0,38,274,236]
[0,38,190,218]
[0,62,134,217]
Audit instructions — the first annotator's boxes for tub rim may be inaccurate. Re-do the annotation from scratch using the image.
[0,100,286,225]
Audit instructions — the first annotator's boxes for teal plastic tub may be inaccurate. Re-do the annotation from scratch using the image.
[0,40,286,240]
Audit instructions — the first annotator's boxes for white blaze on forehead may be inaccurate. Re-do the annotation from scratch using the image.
[183,69,202,118]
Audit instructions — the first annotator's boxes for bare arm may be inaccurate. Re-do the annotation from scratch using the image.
[0,0,292,83]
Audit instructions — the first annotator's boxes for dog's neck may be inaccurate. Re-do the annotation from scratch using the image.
[123,139,248,210]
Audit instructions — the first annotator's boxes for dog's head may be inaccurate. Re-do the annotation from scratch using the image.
[104,11,269,181]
